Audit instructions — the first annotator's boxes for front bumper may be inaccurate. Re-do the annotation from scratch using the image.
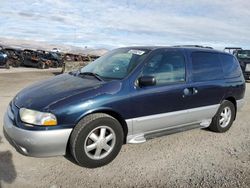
[3,111,72,157]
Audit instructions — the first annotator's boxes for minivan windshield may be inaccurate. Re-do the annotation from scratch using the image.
[237,50,250,59]
[80,48,150,80]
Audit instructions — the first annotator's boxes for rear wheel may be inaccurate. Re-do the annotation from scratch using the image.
[38,61,45,69]
[45,62,50,69]
[208,100,235,132]
[5,62,10,69]
[70,113,124,168]
[12,60,21,67]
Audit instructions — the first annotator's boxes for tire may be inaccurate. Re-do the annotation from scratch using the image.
[12,61,20,67]
[70,113,124,168]
[38,61,45,69]
[45,63,50,69]
[208,100,236,133]
[53,61,59,68]
[5,62,10,69]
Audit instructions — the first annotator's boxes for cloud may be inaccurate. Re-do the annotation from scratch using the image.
[0,0,250,49]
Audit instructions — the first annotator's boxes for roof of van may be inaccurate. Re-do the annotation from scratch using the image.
[121,46,231,55]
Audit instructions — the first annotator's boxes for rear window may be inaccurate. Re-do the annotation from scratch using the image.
[219,54,241,78]
[191,52,223,82]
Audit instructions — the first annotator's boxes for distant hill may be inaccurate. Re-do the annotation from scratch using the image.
[0,37,108,56]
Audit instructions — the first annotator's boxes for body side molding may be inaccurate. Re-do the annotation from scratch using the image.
[126,104,219,144]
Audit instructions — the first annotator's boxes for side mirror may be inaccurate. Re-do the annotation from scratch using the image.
[138,76,156,87]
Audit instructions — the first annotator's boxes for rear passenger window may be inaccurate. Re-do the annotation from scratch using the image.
[219,54,241,78]
[191,52,223,82]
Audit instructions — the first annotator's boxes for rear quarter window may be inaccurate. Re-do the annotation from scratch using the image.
[191,52,223,82]
[219,54,241,78]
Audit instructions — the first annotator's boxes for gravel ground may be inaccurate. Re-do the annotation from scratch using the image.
[0,69,249,188]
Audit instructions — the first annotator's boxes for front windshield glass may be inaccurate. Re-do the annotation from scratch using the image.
[237,50,250,59]
[81,48,150,79]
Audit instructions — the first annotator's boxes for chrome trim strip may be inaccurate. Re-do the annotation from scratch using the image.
[145,122,202,140]
[132,105,219,123]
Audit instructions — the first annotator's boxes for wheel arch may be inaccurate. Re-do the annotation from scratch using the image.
[76,108,128,144]
[224,96,237,120]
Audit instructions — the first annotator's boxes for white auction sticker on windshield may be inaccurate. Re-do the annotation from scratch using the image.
[128,49,145,55]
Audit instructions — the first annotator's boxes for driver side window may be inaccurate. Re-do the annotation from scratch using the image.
[141,50,186,85]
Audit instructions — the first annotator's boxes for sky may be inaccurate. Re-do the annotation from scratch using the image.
[0,0,250,49]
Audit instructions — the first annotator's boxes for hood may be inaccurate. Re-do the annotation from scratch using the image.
[14,73,104,110]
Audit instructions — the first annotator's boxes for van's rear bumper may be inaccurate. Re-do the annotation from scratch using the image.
[3,112,72,157]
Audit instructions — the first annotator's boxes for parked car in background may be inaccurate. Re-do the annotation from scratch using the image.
[224,47,242,54]
[4,48,22,67]
[224,47,250,81]
[21,49,50,69]
[62,53,100,73]
[4,46,245,168]
[0,50,9,69]
[45,51,64,68]
[36,50,63,68]
[51,48,61,53]
[234,50,250,80]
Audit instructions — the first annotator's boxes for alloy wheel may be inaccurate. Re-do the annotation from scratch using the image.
[84,126,116,160]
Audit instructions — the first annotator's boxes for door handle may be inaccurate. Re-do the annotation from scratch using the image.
[183,87,198,97]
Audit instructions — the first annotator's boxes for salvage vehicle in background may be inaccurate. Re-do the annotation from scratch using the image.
[21,49,51,69]
[4,46,245,168]
[0,45,102,70]
[0,50,9,69]
[62,53,99,73]
[4,48,23,67]
[224,47,250,80]
[224,47,242,54]
[36,50,63,68]
[45,51,64,68]
[234,50,250,80]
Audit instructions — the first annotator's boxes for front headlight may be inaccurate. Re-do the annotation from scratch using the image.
[19,108,57,126]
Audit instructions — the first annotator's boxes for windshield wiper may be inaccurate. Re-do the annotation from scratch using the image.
[79,72,104,81]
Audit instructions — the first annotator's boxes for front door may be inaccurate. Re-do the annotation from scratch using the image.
[129,49,191,135]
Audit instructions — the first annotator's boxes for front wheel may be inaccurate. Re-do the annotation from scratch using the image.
[69,113,124,168]
[208,100,236,133]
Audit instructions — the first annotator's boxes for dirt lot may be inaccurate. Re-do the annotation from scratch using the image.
[0,68,249,188]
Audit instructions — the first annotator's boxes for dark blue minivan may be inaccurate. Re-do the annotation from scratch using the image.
[3,46,245,168]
